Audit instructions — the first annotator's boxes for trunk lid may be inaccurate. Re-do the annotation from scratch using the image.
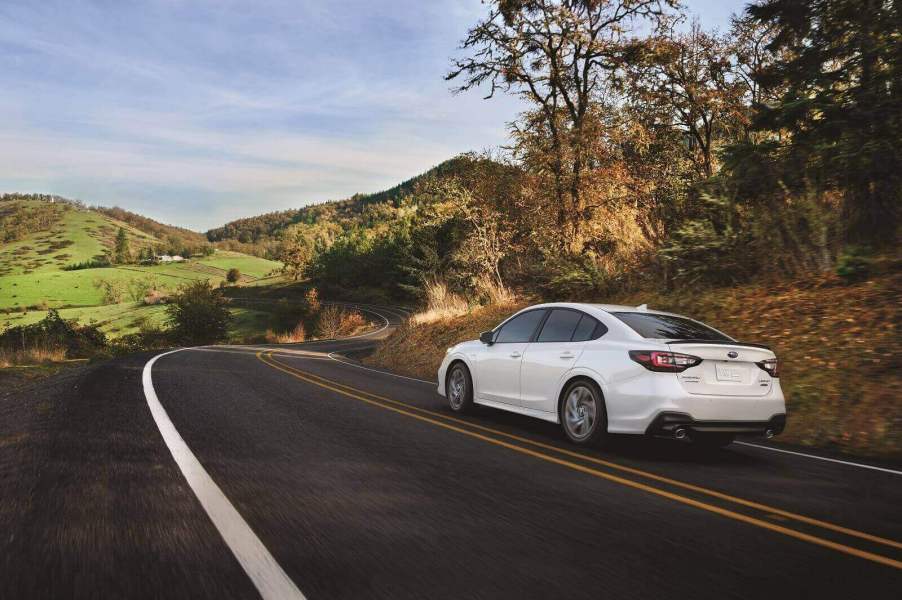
[668,342,775,397]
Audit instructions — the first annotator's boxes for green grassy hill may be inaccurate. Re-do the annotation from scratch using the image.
[0,195,282,339]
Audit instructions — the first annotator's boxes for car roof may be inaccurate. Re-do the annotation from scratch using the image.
[524,302,675,316]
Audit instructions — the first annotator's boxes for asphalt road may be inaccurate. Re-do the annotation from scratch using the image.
[1,304,900,599]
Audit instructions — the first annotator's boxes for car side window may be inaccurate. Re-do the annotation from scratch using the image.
[495,310,546,343]
[537,309,583,342]
[572,314,605,342]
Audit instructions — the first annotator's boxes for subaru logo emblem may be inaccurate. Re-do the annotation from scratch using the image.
[727,351,738,359]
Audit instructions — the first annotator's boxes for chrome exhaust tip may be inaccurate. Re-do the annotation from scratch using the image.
[673,427,688,440]
[765,429,775,439]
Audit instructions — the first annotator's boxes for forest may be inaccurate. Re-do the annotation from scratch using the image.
[209,0,898,307]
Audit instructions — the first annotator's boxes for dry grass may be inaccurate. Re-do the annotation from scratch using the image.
[410,280,471,325]
[338,310,367,336]
[264,322,306,344]
[0,345,67,367]
[366,302,527,382]
[263,307,371,344]
[315,306,370,338]
[475,274,516,306]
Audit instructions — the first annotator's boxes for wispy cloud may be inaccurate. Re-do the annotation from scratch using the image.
[0,0,741,230]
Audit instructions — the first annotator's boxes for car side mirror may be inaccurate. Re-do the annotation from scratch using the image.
[479,330,495,345]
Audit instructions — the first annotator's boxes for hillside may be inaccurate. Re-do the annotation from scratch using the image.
[93,205,209,249]
[0,194,282,339]
[0,195,158,277]
[205,156,477,247]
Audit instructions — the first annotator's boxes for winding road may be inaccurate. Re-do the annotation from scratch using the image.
[1,304,900,599]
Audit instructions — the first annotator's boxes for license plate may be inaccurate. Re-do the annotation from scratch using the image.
[715,363,744,382]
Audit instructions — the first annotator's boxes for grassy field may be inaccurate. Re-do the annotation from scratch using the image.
[195,251,281,279]
[0,199,283,340]
[0,258,281,310]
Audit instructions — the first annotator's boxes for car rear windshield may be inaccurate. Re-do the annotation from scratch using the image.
[612,312,731,341]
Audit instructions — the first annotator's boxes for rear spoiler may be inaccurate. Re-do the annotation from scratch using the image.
[666,339,772,350]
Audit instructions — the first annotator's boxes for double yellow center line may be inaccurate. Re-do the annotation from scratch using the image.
[256,351,902,570]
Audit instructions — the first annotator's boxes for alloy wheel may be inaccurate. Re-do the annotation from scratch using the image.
[448,367,467,410]
[564,385,597,441]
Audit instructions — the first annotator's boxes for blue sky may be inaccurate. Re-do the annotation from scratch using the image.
[0,0,747,231]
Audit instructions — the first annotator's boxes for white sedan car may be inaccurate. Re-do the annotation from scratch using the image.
[437,303,786,447]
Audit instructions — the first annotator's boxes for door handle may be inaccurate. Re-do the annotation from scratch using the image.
[560,352,575,359]
[509,351,522,358]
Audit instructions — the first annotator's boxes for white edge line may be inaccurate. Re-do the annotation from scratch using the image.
[142,348,306,600]
[735,441,902,476]
[318,307,435,386]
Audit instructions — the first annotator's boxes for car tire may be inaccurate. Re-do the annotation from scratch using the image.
[691,432,735,449]
[446,363,474,414]
[559,379,607,446]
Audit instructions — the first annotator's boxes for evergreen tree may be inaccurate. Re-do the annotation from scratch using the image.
[114,227,131,264]
[748,0,901,244]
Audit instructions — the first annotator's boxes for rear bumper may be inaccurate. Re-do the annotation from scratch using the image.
[645,412,786,437]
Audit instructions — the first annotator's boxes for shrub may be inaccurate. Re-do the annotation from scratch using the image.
[143,289,169,305]
[337,310,366,336]
[63,256,111,270]
[305,288,321,313]
[113,327,172,354]
[0,309,106,359]
[226,268,241,284]
[93,278,125,304]
[127,276,160,302]
[264,322,306,344]
[315,305,344,338]
[165,280,232,345]
[538,254,615,300]
[835,246,872,283]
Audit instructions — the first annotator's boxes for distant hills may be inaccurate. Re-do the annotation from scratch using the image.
[205,156,475,246]
[2,156,471,252]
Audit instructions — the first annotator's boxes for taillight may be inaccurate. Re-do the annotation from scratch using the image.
[756,358,779,378]
[629,350,702,372]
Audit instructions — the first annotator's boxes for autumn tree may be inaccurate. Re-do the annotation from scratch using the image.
[278,221,340,281]
[428,177,513,297]
[448,0,676,252]
[626,21,745,178]
[304,287,321,313]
